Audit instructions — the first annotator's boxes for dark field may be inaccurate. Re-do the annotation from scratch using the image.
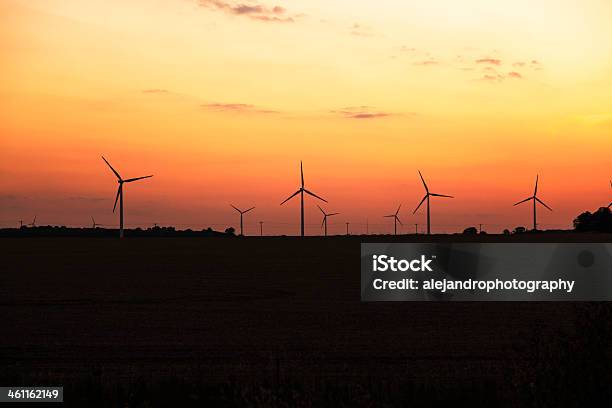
[1,235,611,407]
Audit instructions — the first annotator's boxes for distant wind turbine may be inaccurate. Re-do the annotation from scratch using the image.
[384,204,402,235]
[28,216,37,227]
[317,205,339,236]
[280,161,327,237]
[231,205,255,236]
[102,156,153,238]
[513,175,552,230]
[19,219,23,228]
[413,171,454,234]
[91,216,102,228]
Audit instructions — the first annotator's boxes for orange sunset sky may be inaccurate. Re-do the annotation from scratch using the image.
[1,0,611,234]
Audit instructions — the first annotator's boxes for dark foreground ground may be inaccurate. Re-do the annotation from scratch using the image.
[1,235,611,407]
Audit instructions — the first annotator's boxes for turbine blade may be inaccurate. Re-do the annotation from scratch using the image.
[300,161,304,188]
[396,216,403,225]
[328,213,339,216]
[280,189,301,205]
[304,189,327,203]
[230,204,241,213]
[535,197,552,211]
[413,195,427,214]
[317,205,325,215]
[102,156,122,180]
[430,193,454,198]
[534,175,539,195]
[513,196,533,206]
[321,217,326,228]
[395,203,402,215]
[124,175,153,183]
[244,207,255,213]
[418,170,429,193]
[113,185,121,212]
[384,215,395,218]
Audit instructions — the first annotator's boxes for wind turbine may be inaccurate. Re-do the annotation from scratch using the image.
[513,175,552,231]
[28,216,37,227]
[19,220,23,228]
[231,205,255,236]
[384,204,402,235]
[413,171,454,234]
[317,205,339,236]
[102,156,153,238]
[608,180,611,208]
[91,216,102,228]
[280,161,327,237]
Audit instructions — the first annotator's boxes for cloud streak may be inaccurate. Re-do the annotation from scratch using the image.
[201,102,278,114]
[476,58,501,65]
[198,0,297,22]
[331,106,393,119]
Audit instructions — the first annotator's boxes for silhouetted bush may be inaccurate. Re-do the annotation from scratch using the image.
[573,207,612,232]
[513,226,526,234]
[462,227,478,235]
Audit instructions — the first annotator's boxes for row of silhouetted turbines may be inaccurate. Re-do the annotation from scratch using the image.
[101,156,611,238]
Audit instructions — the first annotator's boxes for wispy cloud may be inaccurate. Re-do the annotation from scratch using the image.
[413,59,439,66]
[142,89,170,94]
[201,102,278,114]
[480,74,505,82]
[331,106,393,119]
[476,58,501,66]
[507,71,522,79]
[198,0,298,22]
[350,23,375,37]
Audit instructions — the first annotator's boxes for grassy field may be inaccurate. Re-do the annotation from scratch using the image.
[1,235,610,407]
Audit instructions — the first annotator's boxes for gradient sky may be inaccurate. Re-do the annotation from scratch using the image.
[1,0,611,234]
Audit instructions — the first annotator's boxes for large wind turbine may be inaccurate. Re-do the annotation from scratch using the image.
[280,161,327,236]
[231,205,255,236]
[102,156,153,238]
[608,180,611,208]
[317,205,339,236]
[413,171,453,234]
[384,204,402,235]
[513,175,552,231]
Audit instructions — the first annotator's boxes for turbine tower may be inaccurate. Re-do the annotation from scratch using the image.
[413,171,453,234]
[608,180,611,208]
[231,205,255,236]
[513,175,552,231]
[384,204,402,235]
[317,205,339,236]
[280,161,327,237]
[102,156,153,238]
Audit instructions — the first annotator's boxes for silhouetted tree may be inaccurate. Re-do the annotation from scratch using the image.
[462,227,478,235]
[225,227,236,236]
[503,229,510,235]
[513,226,526,234]
[573,207,612,232]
